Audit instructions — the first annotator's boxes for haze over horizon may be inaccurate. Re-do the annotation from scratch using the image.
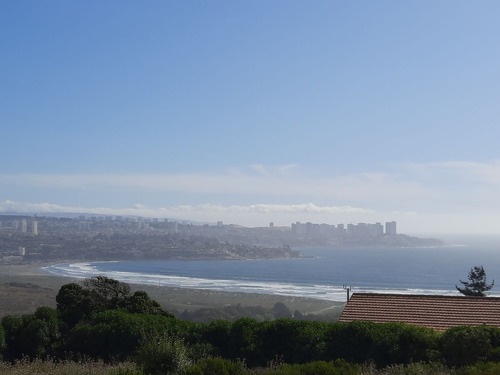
[2,2,500,235]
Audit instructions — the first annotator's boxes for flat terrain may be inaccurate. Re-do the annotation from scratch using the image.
[0,263,344,319]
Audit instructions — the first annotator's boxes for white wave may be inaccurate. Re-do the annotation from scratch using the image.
[42,262,500,302]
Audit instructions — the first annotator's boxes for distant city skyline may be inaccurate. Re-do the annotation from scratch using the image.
[2,2,500,235]
[1,213,397,235]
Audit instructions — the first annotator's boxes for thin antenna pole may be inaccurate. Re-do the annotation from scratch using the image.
[343,284,351,302]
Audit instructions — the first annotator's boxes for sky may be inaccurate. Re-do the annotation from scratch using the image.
[1,1,500,235]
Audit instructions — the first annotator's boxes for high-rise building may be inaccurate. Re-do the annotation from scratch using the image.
[31,220,38,235]
[385,221,397,235]
[79,221,90,231]
[21,219,27,234]
[367,222,384,237]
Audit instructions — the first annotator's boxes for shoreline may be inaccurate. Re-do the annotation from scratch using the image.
[0,263,343,318]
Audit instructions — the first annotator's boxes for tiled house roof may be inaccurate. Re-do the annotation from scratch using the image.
[338,293,500,331]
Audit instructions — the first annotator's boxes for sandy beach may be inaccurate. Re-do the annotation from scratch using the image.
[0,263,343,319]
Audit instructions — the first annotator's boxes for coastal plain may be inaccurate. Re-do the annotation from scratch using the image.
[0,263,343,320]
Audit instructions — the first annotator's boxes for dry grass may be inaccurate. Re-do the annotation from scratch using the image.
[0,358,142,375]
[0,360,493,375]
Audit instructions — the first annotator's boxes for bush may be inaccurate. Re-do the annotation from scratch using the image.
[137,332,191,375]
[463,361,500,375]
[67,311,148,360]
[325,321,380,365]
[259,319,329,365]
[395,324,441,364]
[66,310,188,360]
[440,326,500,366]
[107,369,145,375]
[324,321,441,368]
[201,319,232,356]
[227,318,261,366]
[258,359,359,375]
[1,309,60,360]
[185,357,246,375]
[0,323,5,357]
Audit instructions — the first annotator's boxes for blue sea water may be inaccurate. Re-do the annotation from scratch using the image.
[43,239,500,302]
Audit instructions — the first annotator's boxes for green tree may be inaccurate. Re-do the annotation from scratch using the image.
[83,275,131,310]
[56,282,94,326]
[56,276,172,326]
[1,309,59,360]
[456,265,494,296]
[119,290,174,317]
[272,302,292,319]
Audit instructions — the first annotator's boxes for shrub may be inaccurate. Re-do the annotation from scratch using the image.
[107,369,145,375]
[185,357,246,375]
[463,361,500,375]
[1,311,60,360]
[258,359,359,375]
[136,332,191,375]
[66,310,186,360]
[0,323,5,356]
[440,326,500,367]
[259,319,329,365]
[227,318,261,366]
[325,321,440,368]
[395,324,441,364]
[201,319,233,356]
[325,321,380,365]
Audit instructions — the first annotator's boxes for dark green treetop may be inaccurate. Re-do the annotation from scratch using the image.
[56,275,173,326]
[456,266,494,297]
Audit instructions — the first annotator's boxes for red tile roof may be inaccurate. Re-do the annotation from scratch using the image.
[339,293,500,331]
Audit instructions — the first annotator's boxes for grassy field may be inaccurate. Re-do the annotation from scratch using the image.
[0,359,141,375]
[0,359,491,375]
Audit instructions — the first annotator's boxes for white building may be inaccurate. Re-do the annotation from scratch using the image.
[31,220,38,235]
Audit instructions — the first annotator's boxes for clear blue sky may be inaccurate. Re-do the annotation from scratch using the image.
[2,1,500,234]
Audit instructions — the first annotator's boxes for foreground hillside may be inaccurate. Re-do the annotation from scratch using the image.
[1,276,500,375]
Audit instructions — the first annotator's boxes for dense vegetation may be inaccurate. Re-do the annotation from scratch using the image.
[2,276,500,375]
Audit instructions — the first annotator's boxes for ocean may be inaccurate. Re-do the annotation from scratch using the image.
[43,238,500,302]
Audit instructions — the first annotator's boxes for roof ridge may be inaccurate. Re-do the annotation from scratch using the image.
[341,293,500,330]
[350,292,500,300]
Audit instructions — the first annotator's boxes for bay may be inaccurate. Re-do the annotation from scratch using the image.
[43,241,500,302]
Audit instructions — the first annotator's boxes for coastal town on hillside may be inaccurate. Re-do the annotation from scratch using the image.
[0,214,443,264]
